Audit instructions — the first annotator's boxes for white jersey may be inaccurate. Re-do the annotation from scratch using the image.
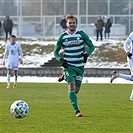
[124,31,133,54]
[124,31,133,75]
[3,42,23,62]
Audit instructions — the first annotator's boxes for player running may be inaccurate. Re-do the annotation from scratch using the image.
[3,35,24,88]
[111,31,133,83]
[54,14,95,117]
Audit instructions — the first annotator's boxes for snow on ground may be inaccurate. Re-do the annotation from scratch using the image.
[0,37,127,68]
[0,76,133,84]
[1,37,132,84]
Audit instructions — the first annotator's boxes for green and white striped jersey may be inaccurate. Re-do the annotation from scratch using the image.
[54,30,95,67]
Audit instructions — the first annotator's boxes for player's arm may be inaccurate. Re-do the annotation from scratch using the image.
[18,44,24,64]
[86,39,95,56]
[124,32,133,59]
[80,30,95,57]
[54,36,63,61]
[3,44,8,65]
[54,36,68,68]
[124,35,131,53]
[81,31,95,63]
[83,31,95,56]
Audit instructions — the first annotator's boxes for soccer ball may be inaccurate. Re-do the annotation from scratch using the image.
[10,100,29,118]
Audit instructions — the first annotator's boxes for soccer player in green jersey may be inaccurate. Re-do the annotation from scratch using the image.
[54,14,95,117]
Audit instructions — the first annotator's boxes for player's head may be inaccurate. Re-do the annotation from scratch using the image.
[10,35,16,38]
[66,14,77,32]
[10,35,16,44]
[66,14,78,23]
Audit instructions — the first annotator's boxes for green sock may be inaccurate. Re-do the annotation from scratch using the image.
[68,90,78,111]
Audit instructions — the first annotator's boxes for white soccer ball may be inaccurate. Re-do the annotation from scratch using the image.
[10,100,29,118]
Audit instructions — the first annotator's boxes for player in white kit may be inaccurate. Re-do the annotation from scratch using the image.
[3,35,23,88]
[110,31,133,83]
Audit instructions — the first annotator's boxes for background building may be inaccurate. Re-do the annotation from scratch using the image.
[0,0,132,37]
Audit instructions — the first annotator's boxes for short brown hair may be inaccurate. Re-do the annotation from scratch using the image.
[66,14,78,23]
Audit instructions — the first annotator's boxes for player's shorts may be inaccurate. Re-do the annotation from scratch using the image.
[7,61,19,70]
[63,65,84,88]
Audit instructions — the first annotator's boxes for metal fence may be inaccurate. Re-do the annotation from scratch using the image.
[0,0,133,37]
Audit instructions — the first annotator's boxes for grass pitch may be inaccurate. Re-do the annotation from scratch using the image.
[0,82,133,133]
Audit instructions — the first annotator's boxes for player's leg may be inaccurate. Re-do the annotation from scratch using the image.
[13,62,19,88]
[13,70,18,88]
[74,73,83,117]
[75,72,83,94]
[110,57,133,83]
[75,85,82,117]
[6,61,13,88]
[64,67,82,117]
[110,71,132,83]
[118,57,133,80]
[58,69,64,82]
[58,74,64,82]
[63,68,81,116]
[68,82,82,117]
[7,69,12,88]
[129,89,133,101]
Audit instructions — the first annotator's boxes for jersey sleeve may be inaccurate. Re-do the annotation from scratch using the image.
[3,44,8,61]
[18,43,24,59]
[81,31,95,56]
[124,32,133,53]
[54,35,63,61]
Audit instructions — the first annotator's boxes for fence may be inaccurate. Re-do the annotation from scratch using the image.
[0,67,130,77]
[0,0,133,37]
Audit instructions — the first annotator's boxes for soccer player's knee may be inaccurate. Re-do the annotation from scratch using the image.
[69,82,75,88]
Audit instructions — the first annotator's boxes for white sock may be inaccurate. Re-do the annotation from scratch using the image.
[7,74,11,86]
[117,73,131,81]
[129,89,133,100]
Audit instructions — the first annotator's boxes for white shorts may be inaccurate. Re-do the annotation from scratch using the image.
[7,61,19,70]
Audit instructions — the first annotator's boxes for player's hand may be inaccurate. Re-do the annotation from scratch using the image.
[60,58,68,68]
[127,52,132,59]
[82,53,88,63]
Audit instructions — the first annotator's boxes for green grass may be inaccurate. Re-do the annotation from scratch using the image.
[0,83,133,133]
